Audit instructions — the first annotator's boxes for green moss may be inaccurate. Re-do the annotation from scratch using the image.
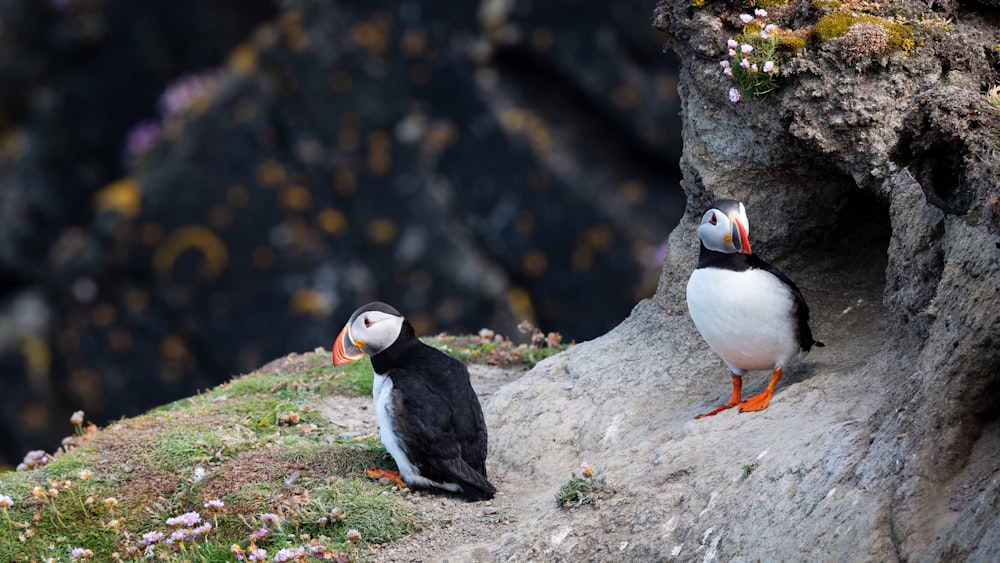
[777,35,808,54]
[813,11,860,41]
[883,21,915,52]
[812,12,916,53]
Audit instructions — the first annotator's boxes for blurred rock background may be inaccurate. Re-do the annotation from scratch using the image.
[0,0,683,468]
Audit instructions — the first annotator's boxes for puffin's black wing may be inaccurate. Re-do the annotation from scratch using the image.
[747,253,825,351]
[388,343,495,501]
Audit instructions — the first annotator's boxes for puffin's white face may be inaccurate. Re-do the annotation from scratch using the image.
[332,304,405,365]
[696,201,752,254]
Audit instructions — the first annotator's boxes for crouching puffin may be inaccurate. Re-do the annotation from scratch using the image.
[332,302,496,501]
[686,199,824,418]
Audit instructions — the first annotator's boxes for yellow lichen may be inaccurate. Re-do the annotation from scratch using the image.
[289,289,332,318]
[228,43,258,75]
[20,335,51,378]
[366,217,397,244]
[152,225,229,281]
[95,178,142,219]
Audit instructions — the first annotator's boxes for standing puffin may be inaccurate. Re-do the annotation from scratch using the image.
[332,302,496,501]
[686,199,824,418]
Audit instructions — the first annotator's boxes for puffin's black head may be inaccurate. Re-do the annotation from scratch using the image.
[332,302,406,365]
[697,199,752,255]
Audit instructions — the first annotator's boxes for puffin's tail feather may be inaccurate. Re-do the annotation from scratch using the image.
[440,458,496,501]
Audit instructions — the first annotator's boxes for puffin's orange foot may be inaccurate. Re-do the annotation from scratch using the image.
[738,390,773,413]
[738,367,781,413]
[365,468,406,488]
[695,402,739,419]
[695,373,743,419]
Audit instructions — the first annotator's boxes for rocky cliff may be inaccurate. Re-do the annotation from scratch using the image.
[480,0,1000,560]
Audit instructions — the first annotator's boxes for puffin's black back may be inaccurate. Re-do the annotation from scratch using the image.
[697,243,823,352]
[371,321,495,500]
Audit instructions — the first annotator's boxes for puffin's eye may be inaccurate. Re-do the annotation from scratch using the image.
[708,213,717,226]
[363,316,372,328]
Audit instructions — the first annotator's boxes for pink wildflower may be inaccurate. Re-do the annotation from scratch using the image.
[274,547,306,562]
[740,14,753,24]
[729,88,741,103]
[141,531,164,546]
[166,511,201,527]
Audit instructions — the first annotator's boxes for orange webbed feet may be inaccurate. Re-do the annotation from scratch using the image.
[737,367,782,413]
[365,468,407,488]
[695,373,743,419]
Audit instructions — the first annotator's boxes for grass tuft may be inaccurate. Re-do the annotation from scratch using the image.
[555,463,616,509]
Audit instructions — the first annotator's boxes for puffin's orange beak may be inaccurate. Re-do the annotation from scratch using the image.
[732,216,752,255]
[332,323,364,366]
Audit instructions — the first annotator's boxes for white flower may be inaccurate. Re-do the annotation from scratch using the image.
[754,8,768,17]
[763,61,776,73]
[740,14,753,23]
[741,44,753,54]
[727,39,738,49]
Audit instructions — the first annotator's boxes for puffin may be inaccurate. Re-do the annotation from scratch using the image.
[331,302,496,501]
[686,199,824,418]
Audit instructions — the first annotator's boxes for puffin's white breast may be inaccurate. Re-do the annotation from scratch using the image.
[686,267,803,372]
